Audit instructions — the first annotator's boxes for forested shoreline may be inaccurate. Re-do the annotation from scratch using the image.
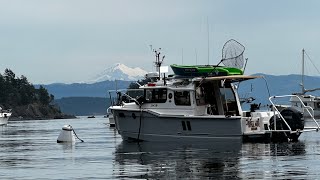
[0,69,74,119]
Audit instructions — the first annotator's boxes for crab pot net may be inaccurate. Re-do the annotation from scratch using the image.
[221,39,245,69]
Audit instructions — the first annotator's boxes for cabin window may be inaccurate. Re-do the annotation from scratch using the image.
[174,91,191,106]
[144,88,167,103]
[220,87,239,115]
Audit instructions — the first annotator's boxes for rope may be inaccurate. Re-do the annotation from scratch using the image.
[262,76,271,97]
[305,51,320,74]
[137,106,142,142]
[72,128,84,142]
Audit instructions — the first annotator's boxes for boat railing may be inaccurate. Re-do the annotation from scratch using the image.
[269,95,320,132]
[108,89,144,106]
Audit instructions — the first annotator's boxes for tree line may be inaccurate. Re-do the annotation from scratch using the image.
[0,69,54,108]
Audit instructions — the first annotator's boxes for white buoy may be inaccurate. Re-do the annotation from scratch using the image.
[57,125,76,143]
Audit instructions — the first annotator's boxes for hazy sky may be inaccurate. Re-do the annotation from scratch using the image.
[1,0,320,84]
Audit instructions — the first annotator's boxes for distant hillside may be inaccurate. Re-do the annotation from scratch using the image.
[54,97,112,116]
[37,80,132,99]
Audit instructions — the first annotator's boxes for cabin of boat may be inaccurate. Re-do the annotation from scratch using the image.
[133,75,255,117]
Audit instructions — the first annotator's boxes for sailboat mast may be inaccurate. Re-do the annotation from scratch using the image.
[207,17,210,65]
[302,49,305,94]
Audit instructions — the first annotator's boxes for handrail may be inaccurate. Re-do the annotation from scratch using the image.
[269,95,320,131]
[108,89,144,106]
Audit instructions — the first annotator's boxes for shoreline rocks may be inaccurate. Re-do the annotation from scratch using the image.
[9,103,76,120]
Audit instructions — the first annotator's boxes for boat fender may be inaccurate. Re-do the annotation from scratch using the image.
[132,113,136,119]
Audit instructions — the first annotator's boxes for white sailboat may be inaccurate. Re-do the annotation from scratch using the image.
[290,49,320,117]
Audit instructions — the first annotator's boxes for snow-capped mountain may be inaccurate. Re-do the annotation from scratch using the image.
[89,63,148,83]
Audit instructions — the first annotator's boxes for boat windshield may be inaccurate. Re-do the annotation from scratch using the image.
[144,88,167,103]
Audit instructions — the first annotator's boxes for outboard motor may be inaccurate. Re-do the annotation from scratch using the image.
[269,107,304,142]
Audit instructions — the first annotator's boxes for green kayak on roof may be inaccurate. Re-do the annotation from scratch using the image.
[170,64,243,77]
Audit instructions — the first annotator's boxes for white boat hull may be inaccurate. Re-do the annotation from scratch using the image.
[113,109,245,141]
[0,112,11,126]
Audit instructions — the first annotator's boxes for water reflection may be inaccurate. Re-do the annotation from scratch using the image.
[240,141,307,179]
[114,139,242,179]
[114,140,309,179]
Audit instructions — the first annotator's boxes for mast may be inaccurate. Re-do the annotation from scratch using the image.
[299,49,320,94]
[302,49,305,94]
[207,17,210,65]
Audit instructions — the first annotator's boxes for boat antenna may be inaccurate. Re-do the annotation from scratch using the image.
[182,48,184,65]
[301,49,305,94]
[153,48,164,80]
[195,48,198,65]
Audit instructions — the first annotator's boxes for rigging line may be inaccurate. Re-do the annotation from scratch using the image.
[304,51,320,74]
[262,76,271,98]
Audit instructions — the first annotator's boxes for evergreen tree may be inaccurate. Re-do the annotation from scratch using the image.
[0,69,53,108]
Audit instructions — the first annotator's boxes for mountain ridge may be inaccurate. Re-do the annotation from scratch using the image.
[87,63,148,83]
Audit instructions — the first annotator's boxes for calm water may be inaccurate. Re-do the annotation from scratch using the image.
[1,117,320,179]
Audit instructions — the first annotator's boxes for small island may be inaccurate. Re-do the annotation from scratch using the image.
[0,69,75,120]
